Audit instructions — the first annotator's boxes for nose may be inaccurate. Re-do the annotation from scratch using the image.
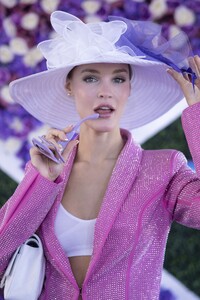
[97,81,112,99]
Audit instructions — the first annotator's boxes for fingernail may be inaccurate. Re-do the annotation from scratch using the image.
[58,144,63,152]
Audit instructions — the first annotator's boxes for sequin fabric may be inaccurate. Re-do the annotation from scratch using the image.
[1,103,200,299]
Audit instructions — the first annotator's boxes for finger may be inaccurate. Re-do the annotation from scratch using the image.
[167,68,185,85]
[194,55,200,77]
[30,146,40,156]
[63,124,74,134]
[30,146,47,166]
[62,139,79,161]
[183,72,190,82]
[188,56,200,78]
[45,129,67,141]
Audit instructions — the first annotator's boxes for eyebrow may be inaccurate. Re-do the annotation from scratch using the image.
[80,68,129,74]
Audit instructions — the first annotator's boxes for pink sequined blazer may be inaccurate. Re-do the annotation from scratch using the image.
[1,103,200,300]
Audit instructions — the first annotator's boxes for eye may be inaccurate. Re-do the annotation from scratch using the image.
[83,76,98,83]
[113,77,126,84]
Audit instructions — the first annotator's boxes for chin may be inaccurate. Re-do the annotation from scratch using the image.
[94,124,118,133]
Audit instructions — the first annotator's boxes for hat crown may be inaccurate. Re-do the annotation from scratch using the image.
[38,11,128,69]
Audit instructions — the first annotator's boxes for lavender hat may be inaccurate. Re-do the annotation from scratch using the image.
[9,11,193,130]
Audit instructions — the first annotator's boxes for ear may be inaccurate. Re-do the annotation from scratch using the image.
[65,80,73,96]
[128,81,131,97]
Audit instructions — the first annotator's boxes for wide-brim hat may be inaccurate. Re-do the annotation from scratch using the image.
[9,11,190,130]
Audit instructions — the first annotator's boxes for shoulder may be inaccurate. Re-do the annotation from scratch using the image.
[141,148,187,174]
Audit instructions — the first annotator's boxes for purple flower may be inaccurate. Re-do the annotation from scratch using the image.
[160,288,177,300]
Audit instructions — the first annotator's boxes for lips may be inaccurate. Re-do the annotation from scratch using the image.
[94,105,115,116]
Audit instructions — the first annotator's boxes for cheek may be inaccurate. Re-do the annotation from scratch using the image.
[119,86,130,104]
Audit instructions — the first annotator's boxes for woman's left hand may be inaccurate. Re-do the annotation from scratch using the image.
[167,55,200,106]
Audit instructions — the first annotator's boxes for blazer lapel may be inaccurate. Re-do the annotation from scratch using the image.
[86,129,142,279]
[41,147,79,287]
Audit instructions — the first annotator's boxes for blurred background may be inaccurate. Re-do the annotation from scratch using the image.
[0,0,200,299]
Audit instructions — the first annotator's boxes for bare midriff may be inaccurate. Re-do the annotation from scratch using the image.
[69,256,91,299]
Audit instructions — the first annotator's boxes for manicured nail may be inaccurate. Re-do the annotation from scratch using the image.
[58,144,63,152]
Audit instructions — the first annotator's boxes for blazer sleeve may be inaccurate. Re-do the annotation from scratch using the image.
[0,161,64,275]
[164,102,200,228]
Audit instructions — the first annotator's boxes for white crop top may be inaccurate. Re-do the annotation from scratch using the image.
[54,204,96,257]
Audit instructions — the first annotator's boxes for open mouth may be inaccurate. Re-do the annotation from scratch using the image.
[94,105,115,116]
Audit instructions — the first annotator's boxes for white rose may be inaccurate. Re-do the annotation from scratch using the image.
[23,46,44,67]
[0,45,14,64]
[0,0,17,8]
[3,18,17,38]
[174,5,195,27]
[10,37,28,55]
[21,12,39,30]
[0,85,14,104]
[41,0,59,14]
[149,0,167,19]
[81,0,101,14]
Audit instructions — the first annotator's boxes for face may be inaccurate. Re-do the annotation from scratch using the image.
[66,63,131,132]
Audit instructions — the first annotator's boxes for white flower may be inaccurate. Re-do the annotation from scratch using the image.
[0,0,17,8]
[10,37,28,55]
[104,0,121,3]
[21,12,39,30]
[174,5,196,27]
[0,45,14,64]
[81,0,101,14]
[149,0,167,19]
[20,0,37,3]
[3,17,17,38]
[28,124,50,145]
[3,137,22,155]
[168,25,187,49]
[41,0,59,14]
[23,46,43,67]
[0,85,14,104]
[10,117,24,133]
[169,24,182,39]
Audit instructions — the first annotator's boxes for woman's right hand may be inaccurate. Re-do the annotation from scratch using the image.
[30,125,78,181]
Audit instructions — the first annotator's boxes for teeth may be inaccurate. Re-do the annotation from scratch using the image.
[98,106,111,110]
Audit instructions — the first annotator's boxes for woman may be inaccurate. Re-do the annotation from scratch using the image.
[1,11,200,300]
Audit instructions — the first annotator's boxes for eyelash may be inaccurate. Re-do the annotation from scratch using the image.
[83,76,97,83]
[83,76,126,83]
[114,77,126,83]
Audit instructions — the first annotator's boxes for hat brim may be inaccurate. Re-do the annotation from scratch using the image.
[9,56,184,130]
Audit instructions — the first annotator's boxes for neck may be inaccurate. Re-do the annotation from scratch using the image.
[76,127,125,164]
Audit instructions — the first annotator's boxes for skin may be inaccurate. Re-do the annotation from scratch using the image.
[30,58,200,290]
